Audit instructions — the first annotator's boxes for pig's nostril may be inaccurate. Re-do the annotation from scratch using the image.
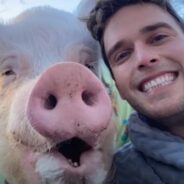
[44,94,57,110]
[82,91,95,106]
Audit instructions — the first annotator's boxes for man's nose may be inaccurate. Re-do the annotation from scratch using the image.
[135,43,159,70]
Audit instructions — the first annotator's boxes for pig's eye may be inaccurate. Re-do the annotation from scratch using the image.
[2,69,15,76]
[1,68,16,87]
[85,62,97,75]
[85,63,95,70]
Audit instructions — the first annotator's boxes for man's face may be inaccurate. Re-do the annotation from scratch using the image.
[103,3,184,122]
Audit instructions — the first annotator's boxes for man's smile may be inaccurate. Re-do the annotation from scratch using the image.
[139,71,178,94]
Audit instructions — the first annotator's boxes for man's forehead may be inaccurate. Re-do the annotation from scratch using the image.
[103,3,180,55]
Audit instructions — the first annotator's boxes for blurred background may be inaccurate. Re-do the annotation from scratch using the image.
[171,0,184,18]
[0,0,183,21]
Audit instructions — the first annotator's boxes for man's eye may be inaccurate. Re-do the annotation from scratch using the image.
[150,34,168,44]
[114,50,131,64]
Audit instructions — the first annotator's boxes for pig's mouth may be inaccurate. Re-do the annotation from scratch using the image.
[54,137,92,167]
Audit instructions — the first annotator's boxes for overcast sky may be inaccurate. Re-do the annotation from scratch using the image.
[0,0,184,21]
[0,0,82,20]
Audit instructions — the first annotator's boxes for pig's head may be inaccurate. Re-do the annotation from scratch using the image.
[0,6,116,184]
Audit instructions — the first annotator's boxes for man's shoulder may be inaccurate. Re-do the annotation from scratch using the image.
[114,142,142,166]
[111,143,162,184]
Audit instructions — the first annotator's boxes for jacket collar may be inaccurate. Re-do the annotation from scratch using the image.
[128,113,184,170]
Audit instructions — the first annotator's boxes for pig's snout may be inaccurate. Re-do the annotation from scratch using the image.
[27,62,112,143]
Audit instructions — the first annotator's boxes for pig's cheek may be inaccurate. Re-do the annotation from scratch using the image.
[0,77,4,91]
[7,80,49,150]
[97,115,117,156]
[81,119,116,181]
[80,151,109,184]
[21,150,43,184]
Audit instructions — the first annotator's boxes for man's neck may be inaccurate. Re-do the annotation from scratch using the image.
[159,112,184,138]
[166,124,184,139]
[139,112,184,139]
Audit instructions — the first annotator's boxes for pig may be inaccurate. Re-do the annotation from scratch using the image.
[0,5,116,184]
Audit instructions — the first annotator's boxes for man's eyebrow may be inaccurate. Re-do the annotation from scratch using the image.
[107,41,125,60]
[107,22,172,60]
[140,22,173,33]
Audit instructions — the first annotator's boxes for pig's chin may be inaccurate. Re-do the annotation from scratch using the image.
[35,137,108,184]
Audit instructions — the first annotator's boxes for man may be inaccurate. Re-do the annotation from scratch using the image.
[87,0,184,183]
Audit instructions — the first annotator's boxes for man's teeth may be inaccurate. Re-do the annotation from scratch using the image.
[143,73,175,92]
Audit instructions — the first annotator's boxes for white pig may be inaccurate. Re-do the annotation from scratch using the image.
[0,5,116,184]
